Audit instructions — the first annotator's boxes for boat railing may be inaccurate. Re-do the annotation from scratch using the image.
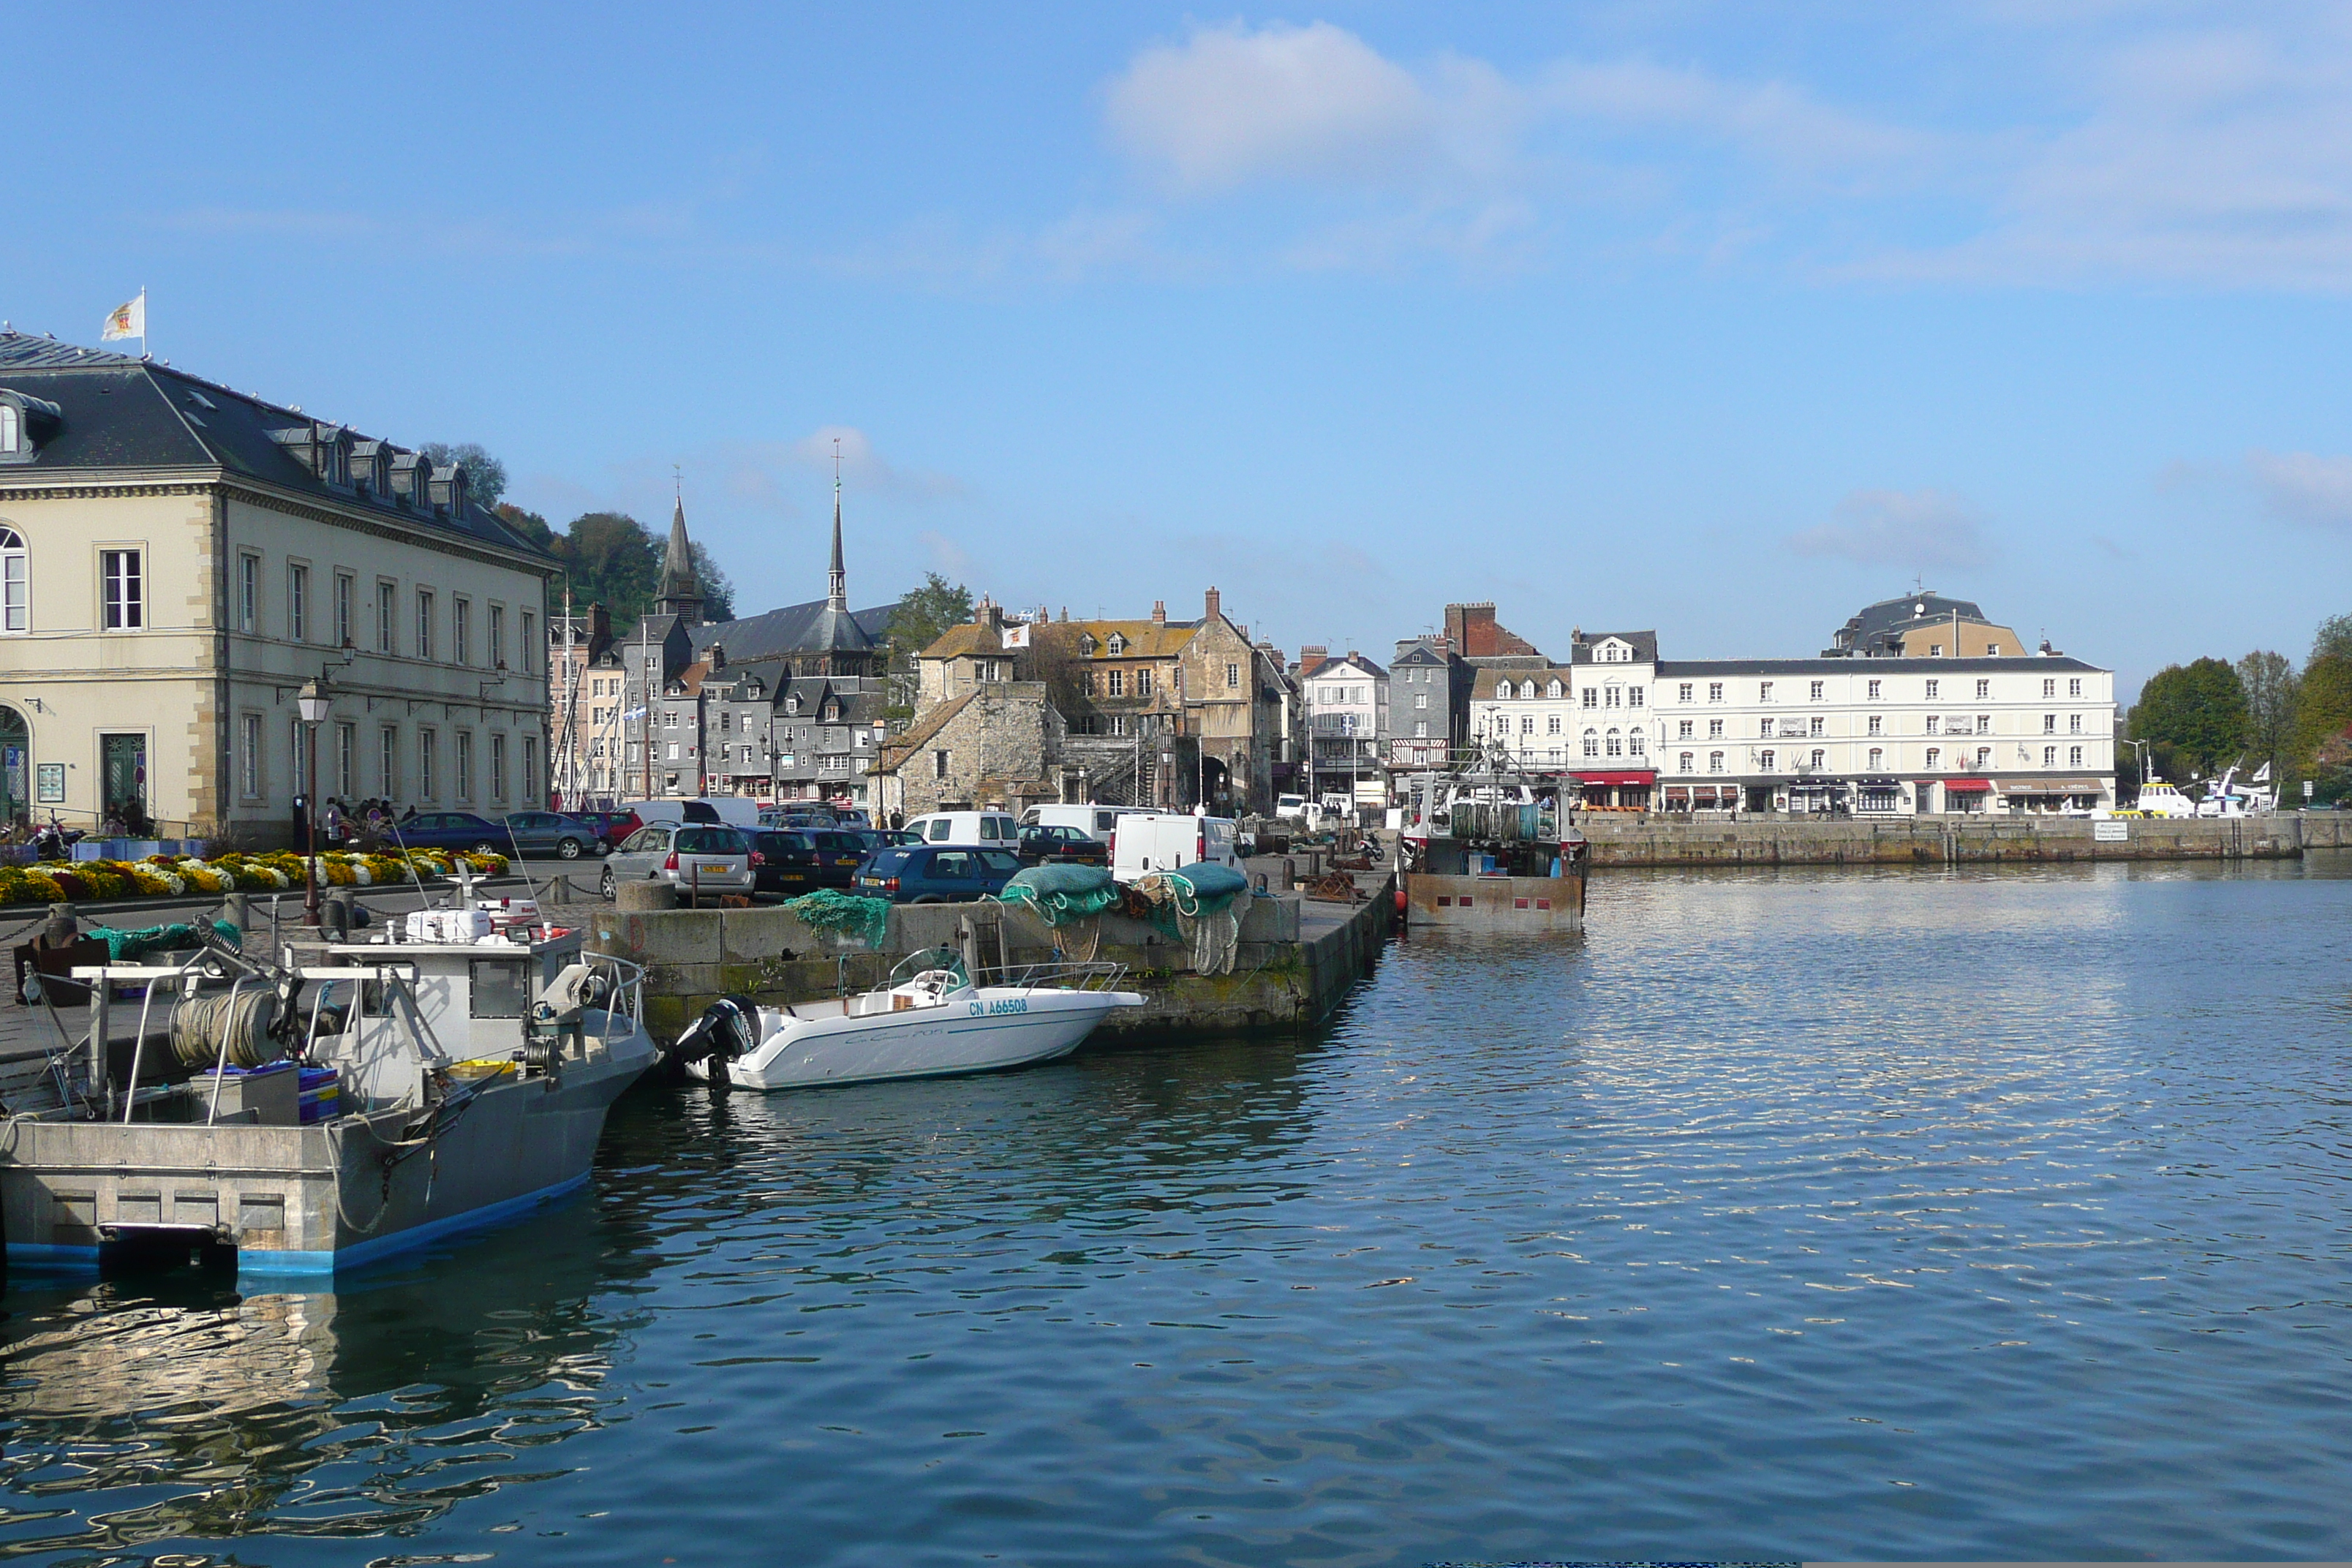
[984,960,1132,995]
[583,952,647,1049]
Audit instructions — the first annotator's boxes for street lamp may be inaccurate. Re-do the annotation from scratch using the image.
[296,677,331,927]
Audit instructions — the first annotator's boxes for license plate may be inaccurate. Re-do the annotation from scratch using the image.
[699,862,731,874]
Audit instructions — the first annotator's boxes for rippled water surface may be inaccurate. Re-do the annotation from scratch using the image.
[4,859,2351,1564]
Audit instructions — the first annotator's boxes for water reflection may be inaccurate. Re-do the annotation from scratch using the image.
[0,1191,652,1556]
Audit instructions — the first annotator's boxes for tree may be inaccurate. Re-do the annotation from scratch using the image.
[2234,649,2301,783]
[881,573,973,719]
[688,542,735,622]
[2313,613,2352,667]
[2291,651,2352,801]
[2127,657,2248,777]
[422,442,508,508]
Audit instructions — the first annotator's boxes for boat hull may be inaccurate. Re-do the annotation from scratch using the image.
[1403,870,1585,932]
[688,989,1145,1090]
[1,1014,657,1281]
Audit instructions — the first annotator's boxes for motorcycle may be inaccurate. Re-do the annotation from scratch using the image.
[31,817,86,862]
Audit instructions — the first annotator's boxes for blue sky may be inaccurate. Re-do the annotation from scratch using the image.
[10,3,2352,698]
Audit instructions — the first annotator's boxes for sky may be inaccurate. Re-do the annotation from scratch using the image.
[10,3,2352,700]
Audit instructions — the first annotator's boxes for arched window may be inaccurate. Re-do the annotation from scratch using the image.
[0,526,23,633]
[1606,728,1623,758]
[1869,746,1883,769]
[1629,731,1646,756]
[1679,751,1694,772]
[1494,679,1510,701]
[1582,728,1599,758]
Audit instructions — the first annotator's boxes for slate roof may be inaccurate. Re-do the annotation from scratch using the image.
[1475,667,1576,692]
[1299,652,1387,681]
[1568,630,1659,664]
[0,331,551,562]
[1656,655,2103,676]
[1830,592,1994,655]
[689,597,895,662]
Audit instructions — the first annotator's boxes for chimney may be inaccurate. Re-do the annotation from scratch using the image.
[1152,600,1166,626]
[589,602,611,641]
[709,642,725,671]
[1451,602,1499,657]
[1204,587,1221,622]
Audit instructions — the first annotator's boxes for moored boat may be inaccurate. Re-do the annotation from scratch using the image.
[665,948,1144,1090]
[1394,745,1588,932]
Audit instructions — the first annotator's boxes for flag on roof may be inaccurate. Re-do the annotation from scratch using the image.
[100,291,145,342]
[1002,622,1030,649]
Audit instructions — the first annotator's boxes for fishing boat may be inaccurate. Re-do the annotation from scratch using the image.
[1,888,657,1281]
[1393,743,1588,932]
[664,948,1144,1090]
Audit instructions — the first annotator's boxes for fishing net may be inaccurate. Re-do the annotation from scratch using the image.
[997,864,1122,963]
[783,889,892,947]
[1130,863,1253,976]
[86,919,241,964]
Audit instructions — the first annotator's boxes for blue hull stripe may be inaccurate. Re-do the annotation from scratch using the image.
[5,1171,592,1281]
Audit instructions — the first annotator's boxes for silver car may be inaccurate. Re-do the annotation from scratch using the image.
[599,823,755,901]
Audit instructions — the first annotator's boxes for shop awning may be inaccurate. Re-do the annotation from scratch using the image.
[1573,771,1656,786]
[1942,778,1992,792]
[2008,779,2102,794]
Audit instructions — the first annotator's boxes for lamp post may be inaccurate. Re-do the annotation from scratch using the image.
[297,677,331,927]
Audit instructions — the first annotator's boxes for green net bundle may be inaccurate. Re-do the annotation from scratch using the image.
[783,889,892,946]
[86,919,242,963]
[998,864,1122,927]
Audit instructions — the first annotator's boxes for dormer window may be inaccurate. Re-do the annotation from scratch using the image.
[786,696,801,715]
[1080,633,1098,657]
[1107,633,1126,655]
[1494,679,1510,701]
[0,391,61,465]
[1546,679,1562,698]
[1519,680,1537,700]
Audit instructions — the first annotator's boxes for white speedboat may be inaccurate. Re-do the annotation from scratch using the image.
[666,949,1145,1091]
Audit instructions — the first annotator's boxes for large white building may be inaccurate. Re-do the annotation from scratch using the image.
[0,331,555,841]
[1459,614,2116,815]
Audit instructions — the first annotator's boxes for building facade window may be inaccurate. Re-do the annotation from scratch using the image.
[1108,670,1126,698]
[1867,679,1882,700]
[288,564,307,642]
[1708,718,1724,739]
[489,606,505,668]
[1679,750,1694,772]
[491,734,507,801]
[380,726,399,796]
[1926,747,1940,769]
[1809,680,1825,701]
[1708,751,1725,773]
[1926,716,1940,735]
[1760,749,1776,772]
[377,581,396,654]
[1226,663,1240,688]
[2070,714,2082,734]
[1976,679,1991,698]
[2045,713,2057,733]
[416,590,435,660]
[334,573,353,649]
[238,554,260,633]
[240,713,262,797]
[0,526,25,633]
[1678,682,1693,702]
[520,613,535,673]
[336,723,355,796]
[453,599,471,665]
[1867,715,1882,736]
[419,729,438,799]
[1547,714,1561,735]
[2070,745,2084,766]
[1708,682,1724,702]
[1925,679,1940,700]
[1868,746,1883,769]
[102,549,143,629]
[1582,729,1599,758]
[457,732,474,799]
[2069,678,2083,698]
[2043,746,2057,766]
[1759,681,1774,702]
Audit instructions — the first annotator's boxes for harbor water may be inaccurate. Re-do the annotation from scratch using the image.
[3,857,2349,1563]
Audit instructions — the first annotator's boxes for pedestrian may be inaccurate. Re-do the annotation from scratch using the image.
[323,796,345,845]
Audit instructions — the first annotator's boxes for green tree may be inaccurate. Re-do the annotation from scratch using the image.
[688,542,736,622]
[2234,649,2301,784]
[2291,651,2352,801]
[422,442,508,508]
[2127,657,2248,777]
[2313,613,2352,667]
[881,572,974,719]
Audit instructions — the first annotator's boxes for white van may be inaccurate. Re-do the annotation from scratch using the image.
[904,810,1022,847]
[622,796,762,830]
[1112,813,1240,881]
[1274,794,1310,821]
[1020,803,1142,845]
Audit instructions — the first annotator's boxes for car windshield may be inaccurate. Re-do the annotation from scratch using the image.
[677,828,739,854]
[753,832,804,853]
[864,848,913,875]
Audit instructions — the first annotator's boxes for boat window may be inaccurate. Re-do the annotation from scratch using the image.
[470,958,531,1018]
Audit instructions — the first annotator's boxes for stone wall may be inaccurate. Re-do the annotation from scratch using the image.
[895,682,1060,815]
[1571,812,2352,867]
[583,885,1387,1045]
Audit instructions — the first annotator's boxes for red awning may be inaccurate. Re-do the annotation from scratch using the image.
[1942,778,1992,792]
[1573,771,1656,786]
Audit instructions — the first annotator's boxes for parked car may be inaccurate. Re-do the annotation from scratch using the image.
[569,808,642,851]
[747,829,824,896]
[497,810,603,860]
[622,796,761,829]
[383,810,510,854]
[599,823,755,902]
[1019,803,1139,844]
[1017,824,1109,867]
[801,829,875,886]
[1111,813,1240,881]
[759,805,834,829]
[902,810,1022,847]
[853,845,1023,903]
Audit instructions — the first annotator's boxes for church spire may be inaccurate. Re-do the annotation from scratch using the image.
[655,486,704,623]
[827,437,848,611]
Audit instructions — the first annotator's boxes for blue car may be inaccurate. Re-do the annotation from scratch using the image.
[380,810,510,854]
[853,845,1022,903]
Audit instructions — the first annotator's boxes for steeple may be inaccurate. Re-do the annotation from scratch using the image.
[827,439,848,611]
[655,490,704,623]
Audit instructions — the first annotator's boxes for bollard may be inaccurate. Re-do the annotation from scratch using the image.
[614,881,677,912]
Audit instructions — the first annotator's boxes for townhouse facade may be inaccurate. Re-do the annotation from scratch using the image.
[0,332,555,841]
[1296,647,1387,804]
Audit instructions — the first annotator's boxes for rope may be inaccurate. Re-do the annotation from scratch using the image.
[170,987,282,1068]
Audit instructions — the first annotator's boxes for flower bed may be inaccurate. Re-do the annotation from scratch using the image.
[0,849,508,907]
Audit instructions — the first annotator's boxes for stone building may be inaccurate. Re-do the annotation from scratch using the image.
[1388,636,1456,766]
[0,331,556,840]
[871,682,1063,820]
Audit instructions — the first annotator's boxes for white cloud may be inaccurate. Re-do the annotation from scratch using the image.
[2247,448,2352,529]
[1787,489,1998,569]
[785,425,965,500]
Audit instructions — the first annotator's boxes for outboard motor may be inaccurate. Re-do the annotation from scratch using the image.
[665,994,761,1090]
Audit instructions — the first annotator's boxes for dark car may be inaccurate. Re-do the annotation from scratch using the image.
[569,808,643,851]
[1017,824,1109,867]
[853,845,1023,903]
[747,829,826,896]
[802,829,875,887]
[383,810,510,854]
[498,810,603,860]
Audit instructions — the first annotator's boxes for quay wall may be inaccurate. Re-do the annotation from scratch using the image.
[585,884,1392,1044]
[1571,813,2351,868]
